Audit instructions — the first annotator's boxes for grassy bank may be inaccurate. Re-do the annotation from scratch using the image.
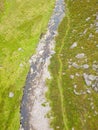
[47,0,98,130]
[0,0,55,129]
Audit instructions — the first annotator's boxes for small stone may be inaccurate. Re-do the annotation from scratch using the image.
[72,62,80,69]
[73,89,80,95]
[88,75,96,81]
[9,92,14,98]
[74,85,77,88]
[20,63,24,67]
[86,17,90,21]
[75,73,80,77]
[29,59,32,64]
[82,64,89,69]
[68,65,71,68]
[39,50,44,55]
[18,48,23,51]
[87,89,91,94]
[96,22,98,27]
[91,106,94,110]
[95,111,98,115]
[83,73,92,86]
[83,29,87,34]
[31,68,33,74]
[75,53,85,59]
[62,72,66,75]
[70,75,74,79]
[95,30,98,33]
[81,46,84,49]
[56,126,60,129]
[89,33,94,38]
[70,42,77,49]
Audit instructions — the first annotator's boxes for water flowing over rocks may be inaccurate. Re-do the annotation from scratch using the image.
[20,0,65,130]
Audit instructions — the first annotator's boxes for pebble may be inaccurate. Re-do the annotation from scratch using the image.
[75,73,80,77]
[70,42,77,49]
[75,53,85,59]
[20,63,24,67]
[72,62,80,69]
[18,48,23,51]
[70,75,74,79]
[88,75,96,81]
[83,73,92,86]
[82,64,89,69]
[39,50,44,55]
[86,17,90,21]
[9,92,14,98]
[30,68,34,74]
[89,33,94,38]
[87,89,91,94]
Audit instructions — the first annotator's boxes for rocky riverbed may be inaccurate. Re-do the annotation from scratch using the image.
[20,0,65,130]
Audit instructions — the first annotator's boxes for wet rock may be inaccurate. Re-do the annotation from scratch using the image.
[9,92,14,98]
[75,53,85,59]
[70,42,77,49]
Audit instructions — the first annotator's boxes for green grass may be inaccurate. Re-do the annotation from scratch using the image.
[0,0,55,129]
[47,0,98,130]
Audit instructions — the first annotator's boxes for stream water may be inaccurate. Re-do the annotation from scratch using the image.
[20,0,65,130]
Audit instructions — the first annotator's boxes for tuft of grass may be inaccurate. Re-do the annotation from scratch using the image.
[0,0,55,129]
[47,0,98,130]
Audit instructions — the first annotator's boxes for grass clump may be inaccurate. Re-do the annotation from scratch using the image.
[47,0,98,130]
[0,0,55,129]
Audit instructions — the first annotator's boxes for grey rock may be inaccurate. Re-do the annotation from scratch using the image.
[92,64,98,71]
[83,73,92,86]
[89,33,94,38]
[70,75,74,79]
[82,64,89,69]
[86,17,90,21]
[75,73,80,77]
[72,62,80,69]
[87,89,91,94]
[75,53,85,59]
[20,63,24,67]
[30,68,33,74]
[70,42,77,49]
[9,92,14,98]
[88,75,96,81]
